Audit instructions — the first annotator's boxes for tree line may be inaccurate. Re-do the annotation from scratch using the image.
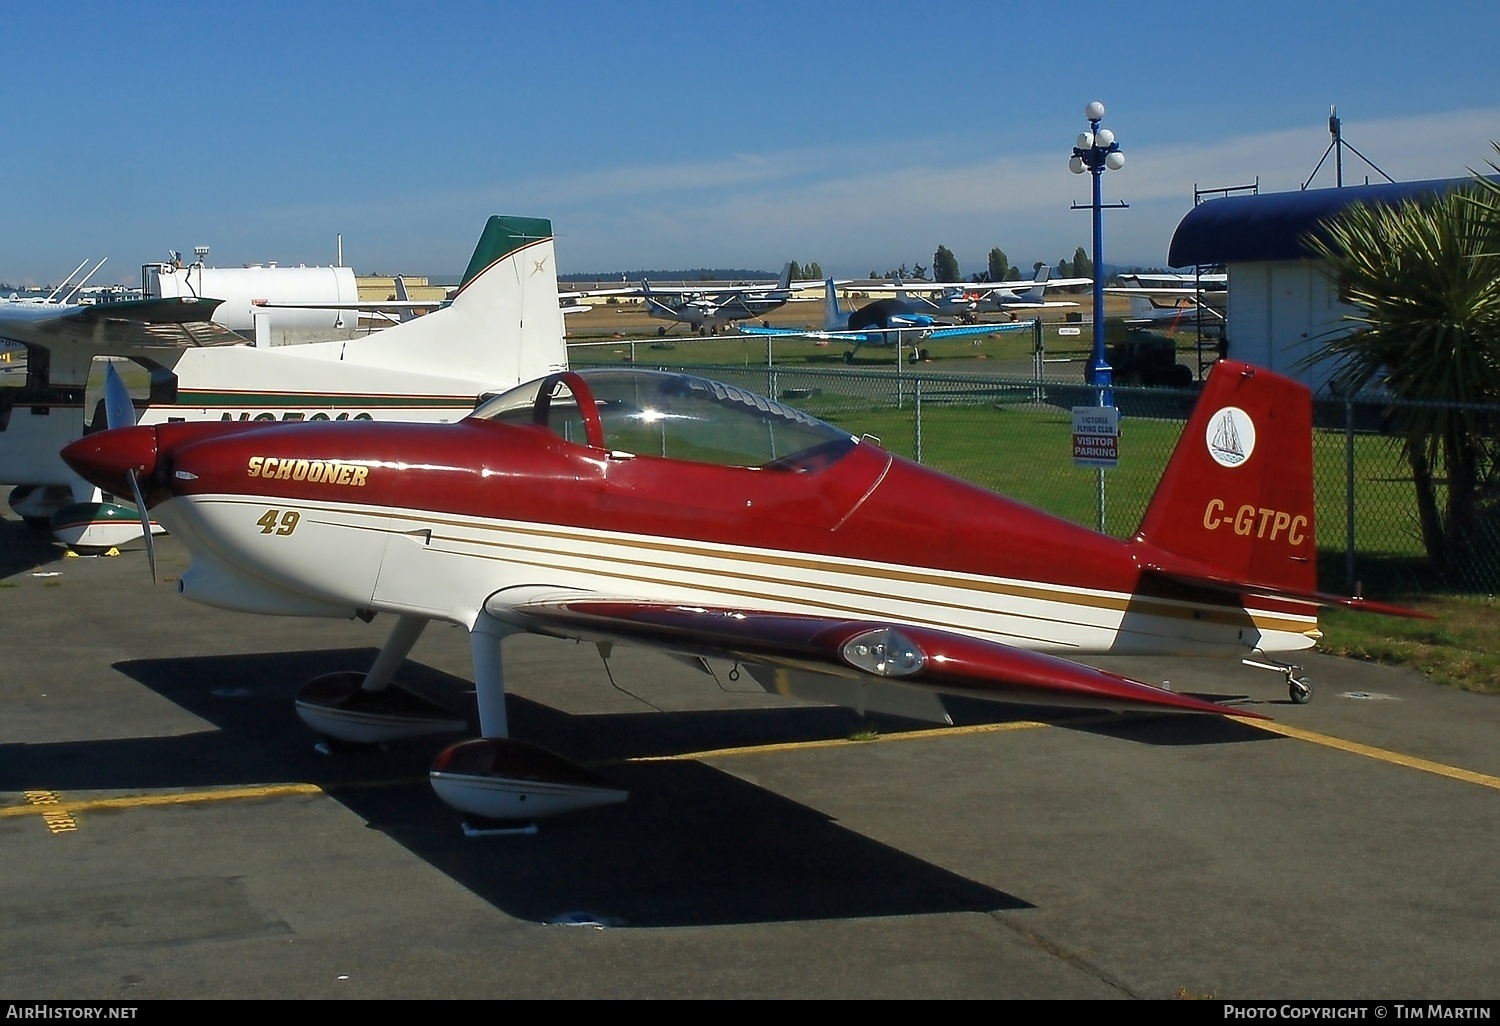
[874,246,1096,284]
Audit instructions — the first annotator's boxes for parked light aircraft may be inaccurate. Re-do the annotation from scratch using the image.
[740,278,1031,362]
[1107,273,1227,337]
[640,263,822,335]
[864,267,1090,322]
[0,215,568,552]
[62,356,1420,829]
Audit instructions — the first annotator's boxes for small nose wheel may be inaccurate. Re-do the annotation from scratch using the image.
[1288,676,1313,705]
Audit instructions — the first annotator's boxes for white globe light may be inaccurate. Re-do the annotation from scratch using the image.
[1085,100,1106,121]
[1105,151,1126,171]
[1076,132,1093,150]
[1069,155,1085,175]
[1094,128,1115,148]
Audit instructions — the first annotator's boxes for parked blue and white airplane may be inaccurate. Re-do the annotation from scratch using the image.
[862,266,1090,322]
[740,279,1033,362]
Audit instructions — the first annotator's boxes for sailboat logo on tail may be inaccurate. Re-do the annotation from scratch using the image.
[1206,406,1256,468]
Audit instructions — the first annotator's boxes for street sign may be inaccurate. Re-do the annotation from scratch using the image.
[1072,406,1119,468]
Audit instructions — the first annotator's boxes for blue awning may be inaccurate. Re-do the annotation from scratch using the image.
[1168,176,1493,266]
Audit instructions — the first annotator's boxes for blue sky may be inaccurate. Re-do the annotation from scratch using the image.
[3,1,1497,284]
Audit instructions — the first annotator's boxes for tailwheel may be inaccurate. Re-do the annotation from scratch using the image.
[1242,655,1313,705]
[430,737,628,826]
[1289,676,1313,705]
[295,671,467,745]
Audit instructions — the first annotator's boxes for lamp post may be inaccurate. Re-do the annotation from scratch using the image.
[1069,100,1126,406]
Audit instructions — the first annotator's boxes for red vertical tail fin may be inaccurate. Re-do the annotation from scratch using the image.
[1131,359,1317,594]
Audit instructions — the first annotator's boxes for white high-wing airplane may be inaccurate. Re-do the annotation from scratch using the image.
[0,215,568,552]
[860,267,1091,321]
[1107,273,1227,336]
[639,263,826,335]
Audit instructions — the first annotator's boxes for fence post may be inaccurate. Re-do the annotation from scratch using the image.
[914,376,923,464]
[895,343,904,410]
[1032,319,1044,403]
[1345,397,1356,592]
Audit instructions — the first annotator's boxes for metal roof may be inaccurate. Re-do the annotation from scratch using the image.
[1167,176,1493,266]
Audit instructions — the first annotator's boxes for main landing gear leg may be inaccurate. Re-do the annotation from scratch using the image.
[430,612,628,834]
[295,614,467,744]
[1242,654,1313,705]
[469,612,513,741]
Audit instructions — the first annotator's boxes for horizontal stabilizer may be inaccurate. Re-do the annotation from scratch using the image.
[1140,564,1432,619]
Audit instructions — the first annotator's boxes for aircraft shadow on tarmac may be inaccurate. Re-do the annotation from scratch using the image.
[10,648,1273,927]
[0,516,68,578]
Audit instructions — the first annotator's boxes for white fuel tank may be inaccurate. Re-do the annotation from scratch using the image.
[142,261,361,345]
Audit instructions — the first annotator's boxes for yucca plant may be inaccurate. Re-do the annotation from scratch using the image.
[1307,179,1500,578]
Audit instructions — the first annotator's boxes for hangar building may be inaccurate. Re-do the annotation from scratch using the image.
[1168,176,1484,394]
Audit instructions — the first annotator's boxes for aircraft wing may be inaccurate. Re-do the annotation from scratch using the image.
[860,277,1094,293]
[252,299,445,312]
[0,296,244,350]
[739,322,1032,343]
[503,598,1265,719]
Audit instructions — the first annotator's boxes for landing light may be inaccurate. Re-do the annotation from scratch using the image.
[841,627,926,678]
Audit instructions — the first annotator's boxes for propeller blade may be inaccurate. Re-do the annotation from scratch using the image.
[102,361,137,430]
[125,467,157,583]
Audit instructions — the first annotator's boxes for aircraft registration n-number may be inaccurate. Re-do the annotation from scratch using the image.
[63,353,1424,834]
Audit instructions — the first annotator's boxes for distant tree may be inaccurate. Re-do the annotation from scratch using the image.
[788,261,803,280]
[804,261,822,280]
[987,248,1009,282]
[1072,247,1093,281]
[910,262,928,280]
[933,245,960,283]
[1058,257,1072,278]
[1033,261,1047,275]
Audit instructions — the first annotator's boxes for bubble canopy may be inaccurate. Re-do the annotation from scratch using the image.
[471,369,859,469]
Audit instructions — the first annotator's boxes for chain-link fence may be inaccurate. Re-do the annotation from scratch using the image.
[574,353,1500,596]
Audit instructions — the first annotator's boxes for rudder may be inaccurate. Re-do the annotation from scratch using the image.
[1132,359,1316,594]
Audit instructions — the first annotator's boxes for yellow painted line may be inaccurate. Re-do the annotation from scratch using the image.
[0,778,423,821]
[1239,717,1500,791]
[627,719,1054,763]
[9,715,1495,827]
[23,790,77,834]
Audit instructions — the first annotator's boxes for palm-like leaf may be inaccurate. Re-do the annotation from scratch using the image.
[1306,182,1500,574]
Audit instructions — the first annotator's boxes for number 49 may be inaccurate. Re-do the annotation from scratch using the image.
[257,509,301,536]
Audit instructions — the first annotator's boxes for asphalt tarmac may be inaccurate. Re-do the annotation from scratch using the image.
[3,514,1498,1000]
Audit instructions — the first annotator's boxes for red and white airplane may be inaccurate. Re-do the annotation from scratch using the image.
[61,356,1416,830]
